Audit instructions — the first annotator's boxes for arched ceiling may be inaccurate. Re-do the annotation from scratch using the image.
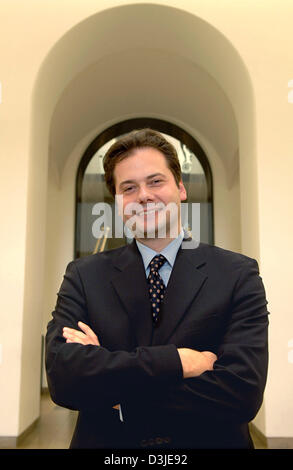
[32,3,254,186]
[50,48,238,183]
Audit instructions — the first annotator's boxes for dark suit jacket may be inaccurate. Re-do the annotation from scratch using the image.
[45,239,269,449]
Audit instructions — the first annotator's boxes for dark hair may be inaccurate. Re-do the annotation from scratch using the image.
[103,128,182,197]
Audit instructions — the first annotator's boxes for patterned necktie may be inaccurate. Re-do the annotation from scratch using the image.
[147,254,167,324]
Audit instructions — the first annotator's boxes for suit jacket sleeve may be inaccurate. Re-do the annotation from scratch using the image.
[45,261,183,411]
[160,257,269,423]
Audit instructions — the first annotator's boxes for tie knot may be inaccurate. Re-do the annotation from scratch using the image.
[149,254,166,272]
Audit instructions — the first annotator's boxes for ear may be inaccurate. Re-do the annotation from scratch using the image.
[179,181,187,201]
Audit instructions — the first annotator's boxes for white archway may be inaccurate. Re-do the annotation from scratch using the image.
[25,2,258,435]
[31,2,258,252]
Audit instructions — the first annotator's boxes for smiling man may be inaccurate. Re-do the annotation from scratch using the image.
[115,145,187,249]
[45,128,269,449]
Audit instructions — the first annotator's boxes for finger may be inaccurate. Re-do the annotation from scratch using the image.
[63,325,99,346]
[63,327,86,340]
[63,328,88,344]
[78,321,95,337]
[78,321,100,346]
[66,337,86,345]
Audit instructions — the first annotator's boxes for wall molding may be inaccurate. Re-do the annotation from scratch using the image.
[250,423,293,449]
[0,418,39,449]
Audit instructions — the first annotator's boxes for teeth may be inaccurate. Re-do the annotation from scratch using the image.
[138,209,159,216]
[136,204,165,216]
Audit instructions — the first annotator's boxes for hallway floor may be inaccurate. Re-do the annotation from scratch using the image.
[16,391,78,449]
[15,391,267,449]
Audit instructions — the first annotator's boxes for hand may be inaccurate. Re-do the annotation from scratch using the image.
[63,322,100,346]
[177,348,217,378]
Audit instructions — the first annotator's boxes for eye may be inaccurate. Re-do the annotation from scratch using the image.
[150,179,163,185]
[123,186,135,193]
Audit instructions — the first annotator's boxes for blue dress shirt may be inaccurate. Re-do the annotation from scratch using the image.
[135,228,184,286]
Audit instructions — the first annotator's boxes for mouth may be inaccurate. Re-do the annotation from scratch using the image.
[137,204,164,217]
[138,209,158,216]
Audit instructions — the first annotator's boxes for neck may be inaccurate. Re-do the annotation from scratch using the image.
[135,226,182,252]
[135,236,175,252]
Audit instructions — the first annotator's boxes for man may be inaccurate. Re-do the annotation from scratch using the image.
[45,128,269,449]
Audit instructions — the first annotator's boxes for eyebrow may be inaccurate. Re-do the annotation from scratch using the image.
[118,173,166,189]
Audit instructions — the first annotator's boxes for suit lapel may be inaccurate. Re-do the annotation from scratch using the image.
[110,238,208,347]
[110,241,153,346]
[152,241,207,346]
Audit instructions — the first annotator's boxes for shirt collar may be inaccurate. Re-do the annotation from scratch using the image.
[135,228,184,271]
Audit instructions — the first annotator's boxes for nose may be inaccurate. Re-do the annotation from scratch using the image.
[136,184,154,204]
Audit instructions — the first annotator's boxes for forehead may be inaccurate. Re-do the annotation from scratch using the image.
[114,147,170,182]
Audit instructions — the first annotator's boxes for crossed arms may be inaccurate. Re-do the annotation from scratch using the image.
[62,321,217,379]
[45,256,269,423]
